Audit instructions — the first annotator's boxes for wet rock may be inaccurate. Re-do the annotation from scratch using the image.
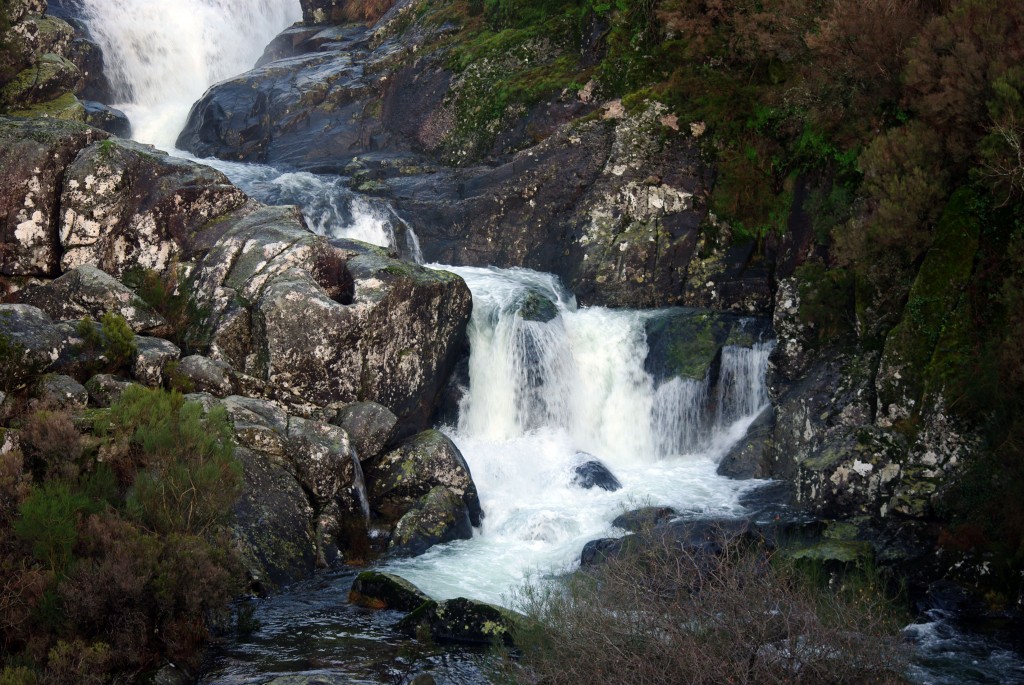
[367,429,482,526]
[516,290,558,323]
[18,265,168,334]
[175,355,237,397]
[33,373,88,409]
[612,506,677,532]
[349,570,431,612]
[81,100,131,137]
[644,308,767,383]
[84,373,133,407]
[717,406,775,480]
[232,444,318,591]
[59,137,249,278]
[398,597,517,646]
[388,485,473,557]
[0,117,106,277]
[580,536,631,567]
[329,401,397,461]
[131,336,179,386]
[572,457,622,492]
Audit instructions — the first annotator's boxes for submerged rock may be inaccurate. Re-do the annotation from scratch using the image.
[572,457,622,492]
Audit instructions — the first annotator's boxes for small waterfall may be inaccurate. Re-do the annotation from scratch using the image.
[716,342,773,425]
[80,0,301,147]
[350,450,371,525]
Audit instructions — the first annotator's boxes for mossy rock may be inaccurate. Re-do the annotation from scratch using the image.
[643,308,765,382]
[1,54,81,108]
[349,571,432,612]
[515,289,558,323]
[388,485,473,557]
[786,539,874,571]
[876,188,981,423]
[397,597,518,646]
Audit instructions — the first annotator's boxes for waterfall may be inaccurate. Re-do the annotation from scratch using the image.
[385,266,772,603]
[80,0,301,147]
[350,450,371,525]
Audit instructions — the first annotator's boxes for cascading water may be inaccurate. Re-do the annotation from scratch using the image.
[384,266,772,604]
[80,0,301,148]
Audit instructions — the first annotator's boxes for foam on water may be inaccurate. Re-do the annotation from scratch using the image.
[80,0,301,148]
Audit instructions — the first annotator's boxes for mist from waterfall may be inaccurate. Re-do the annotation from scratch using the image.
[80,0,301,148]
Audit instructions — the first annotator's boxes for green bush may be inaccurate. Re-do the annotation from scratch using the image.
[13,482,95,577]
[76,313,137,373]
[122,267,211,354]
[98,386,240,536]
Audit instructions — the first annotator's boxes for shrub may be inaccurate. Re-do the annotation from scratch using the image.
[75,313,137,373]
[122,267,210,354]
[98,386,241,536]
[508,529,908,685]
[19,407,83,481]
[13,482,94,577]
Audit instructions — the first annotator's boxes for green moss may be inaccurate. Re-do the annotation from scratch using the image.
[9,92,85,121]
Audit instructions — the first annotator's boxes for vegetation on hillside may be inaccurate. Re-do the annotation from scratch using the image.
[0,385,242,683]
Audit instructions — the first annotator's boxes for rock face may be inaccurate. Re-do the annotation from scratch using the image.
[58,138,249,277]
[0,118,107,277]
[175,15,769,310]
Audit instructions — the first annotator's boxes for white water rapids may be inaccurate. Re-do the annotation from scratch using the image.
[385,267,771,604]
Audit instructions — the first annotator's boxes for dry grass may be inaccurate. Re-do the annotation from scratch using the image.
[507,528,909,685]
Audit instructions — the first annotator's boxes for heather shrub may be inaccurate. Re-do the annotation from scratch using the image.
[508,530,908,685]
[98,386,240,536]
[19,408,83,481]
[122,267,211,354]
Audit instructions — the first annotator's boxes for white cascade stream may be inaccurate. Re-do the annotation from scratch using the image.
[79,0,301,148]
[384,266,772,604]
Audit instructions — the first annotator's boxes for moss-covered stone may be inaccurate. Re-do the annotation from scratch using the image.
[1,53,81,108]
[388,485,473,556]
[397,597,518,646]
[349,570,432,612]
[875,188,981,427]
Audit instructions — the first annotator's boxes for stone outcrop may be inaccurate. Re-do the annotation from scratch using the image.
[175,14,770,310]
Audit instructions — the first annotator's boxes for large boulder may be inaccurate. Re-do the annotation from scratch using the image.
[0,304,69,385]
[329,401,397,461]
[59,138,249,277]
[17,264,168,333]
[366,429,482,526]
[0,117,106,277]
[572,457,622,492]
[192,204,472,431]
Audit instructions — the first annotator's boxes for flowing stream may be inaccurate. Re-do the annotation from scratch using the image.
[78,2,1024,682]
